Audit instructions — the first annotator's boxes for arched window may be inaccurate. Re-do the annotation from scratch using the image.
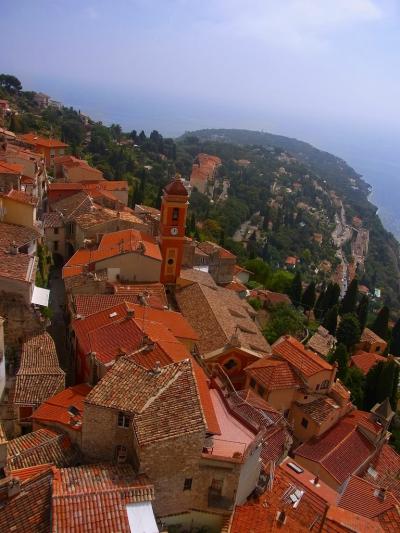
[115,445,127,463]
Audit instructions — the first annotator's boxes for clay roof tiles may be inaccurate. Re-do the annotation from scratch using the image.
[338,475,400,531]
[85,358,206,445]
[272,335,333,377]
[176,282,270,355]
[52,464,154,533]
[351,351,386,375]
[362,444,400,501]
[14,331,65,406]
[245,357,301,390]
[361,327,386,345]
[1,188,38,205]
[322,506,384,532]
[6,429,77,472]
[19,133,68,148]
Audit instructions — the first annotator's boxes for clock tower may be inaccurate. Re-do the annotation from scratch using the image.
[159,175,188,284]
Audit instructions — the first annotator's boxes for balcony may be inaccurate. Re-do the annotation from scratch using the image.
[208,488,234,510]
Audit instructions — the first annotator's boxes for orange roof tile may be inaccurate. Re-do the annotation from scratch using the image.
[52,464,154,533]
[351,351,386,375]
[322,505,384,532]
[62,228,161,278]
[338,475,400,530]
[0,160,23,174]
[1,188,38,206]
[361,327,387,345]
[362,444,400,502]
[245,357,301,390]
[19,133,68,148]
[272,336,333,377]
[31,384,92,431]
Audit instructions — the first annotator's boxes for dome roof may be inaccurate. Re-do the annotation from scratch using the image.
[164,177,188,197]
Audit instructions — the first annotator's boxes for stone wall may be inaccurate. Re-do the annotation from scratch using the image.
[0,292,44,348]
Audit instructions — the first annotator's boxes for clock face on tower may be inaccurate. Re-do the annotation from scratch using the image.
[170,227,178,236]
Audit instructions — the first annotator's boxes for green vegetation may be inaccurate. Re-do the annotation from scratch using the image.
[336,313,361,351]
[364,359,399,411]
[263,303,306,345]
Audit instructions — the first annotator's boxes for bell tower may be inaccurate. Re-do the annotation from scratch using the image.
[159,175,188,284]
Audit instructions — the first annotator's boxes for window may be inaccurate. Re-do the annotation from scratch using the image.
[115,445,127,463]
[249,378,256,389]
[257,384,265,397]
[301,417,308,429]
[223,359,237,371]
[167,258,174,265]
[172,207,179,221]
[54,227,59,235]
[54,241,59,251]
[210,478,223,494]
[320,380,329,389]
[183,478,192,491]
[117,411,131,428]
[375,346,381,353]
[283,409,290,418]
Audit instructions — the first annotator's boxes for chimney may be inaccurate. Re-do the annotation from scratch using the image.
[116,347,127,360]
[7,478,21,498]
[126,308,134,319]
[377,487,386,501]
[313,475,320,486]
[152,361,161,375]
[9,241,18,255]
[276,510,286,526]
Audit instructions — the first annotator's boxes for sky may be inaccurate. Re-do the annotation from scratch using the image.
[3,0,400,229]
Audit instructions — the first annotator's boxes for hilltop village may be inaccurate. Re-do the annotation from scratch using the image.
[0,80,400,532]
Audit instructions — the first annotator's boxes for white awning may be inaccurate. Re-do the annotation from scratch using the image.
[31,286,50,307]
[126,501,159,533]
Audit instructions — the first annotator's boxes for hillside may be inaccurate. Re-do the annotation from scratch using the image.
[181,129,400,311]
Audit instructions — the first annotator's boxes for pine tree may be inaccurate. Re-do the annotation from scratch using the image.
[323,305,338,336]
[289,272,302,307]
[357,295,369,332]
[390,318,400,356]
[340,278,358,315]
[336,313,361,351]
[332,343,348,380]
[189,213,196,234]
[301,282,316,312]
[371,306,390,340]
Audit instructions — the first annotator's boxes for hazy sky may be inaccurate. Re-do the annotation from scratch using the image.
[3,0,400,140]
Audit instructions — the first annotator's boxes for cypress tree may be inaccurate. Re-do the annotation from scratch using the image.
[340,278,358,315]
[357,295,369,332]
[364,361,384,411]
[371,306,390,340]
[390,318,400,356]
[327,283,341,308]
[376,359,396,405]
[314,287,326,320]
[391,363,399,410]
[323,305,338,336]
[332,343,348,380]
[336,313,361,351]
[301,282,316,312]
[289,272,302,307]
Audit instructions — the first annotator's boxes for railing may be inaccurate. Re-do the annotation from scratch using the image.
[208,489,234,510]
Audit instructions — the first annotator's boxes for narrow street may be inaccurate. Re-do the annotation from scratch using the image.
[47,266,74,386]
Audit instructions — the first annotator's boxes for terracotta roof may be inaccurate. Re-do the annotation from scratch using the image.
[176,282,271,355]
[85,358,206,445]
[245,357,301,390]
[322,506,384,532]
[6,429,77,471]
[49,180,127,192]
[19,133,68,148]
[351,351,387,375]
[164,176,188,196]
[294,417,376,484]
[0,160,23,174]
[43,211,62,229]
[254,289,292,306]
[31,384,91,431]
[229,465,328,532]
[295,397,341,425]
[52,464,154,533]
[74,206,142,230]
[63,229,161,278]
[338,475,400,530]
[51,191,94,220]
[272,336,333,377]
[361,328,386,345]
[11,463,54,482]
[1,188,38,206]
[73,294,163,317]
[225,280,248,293]
[0,223,38,282]
[197,240,236,260]
[362,444,400,501]
[179,267,217,288]
[0,221,40,251]
[307,327,336,357]
[14,332,65,406]
[0,467,53,533]
[111,282,168,307]
[285,256,298,265]
[135,203,161,216]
